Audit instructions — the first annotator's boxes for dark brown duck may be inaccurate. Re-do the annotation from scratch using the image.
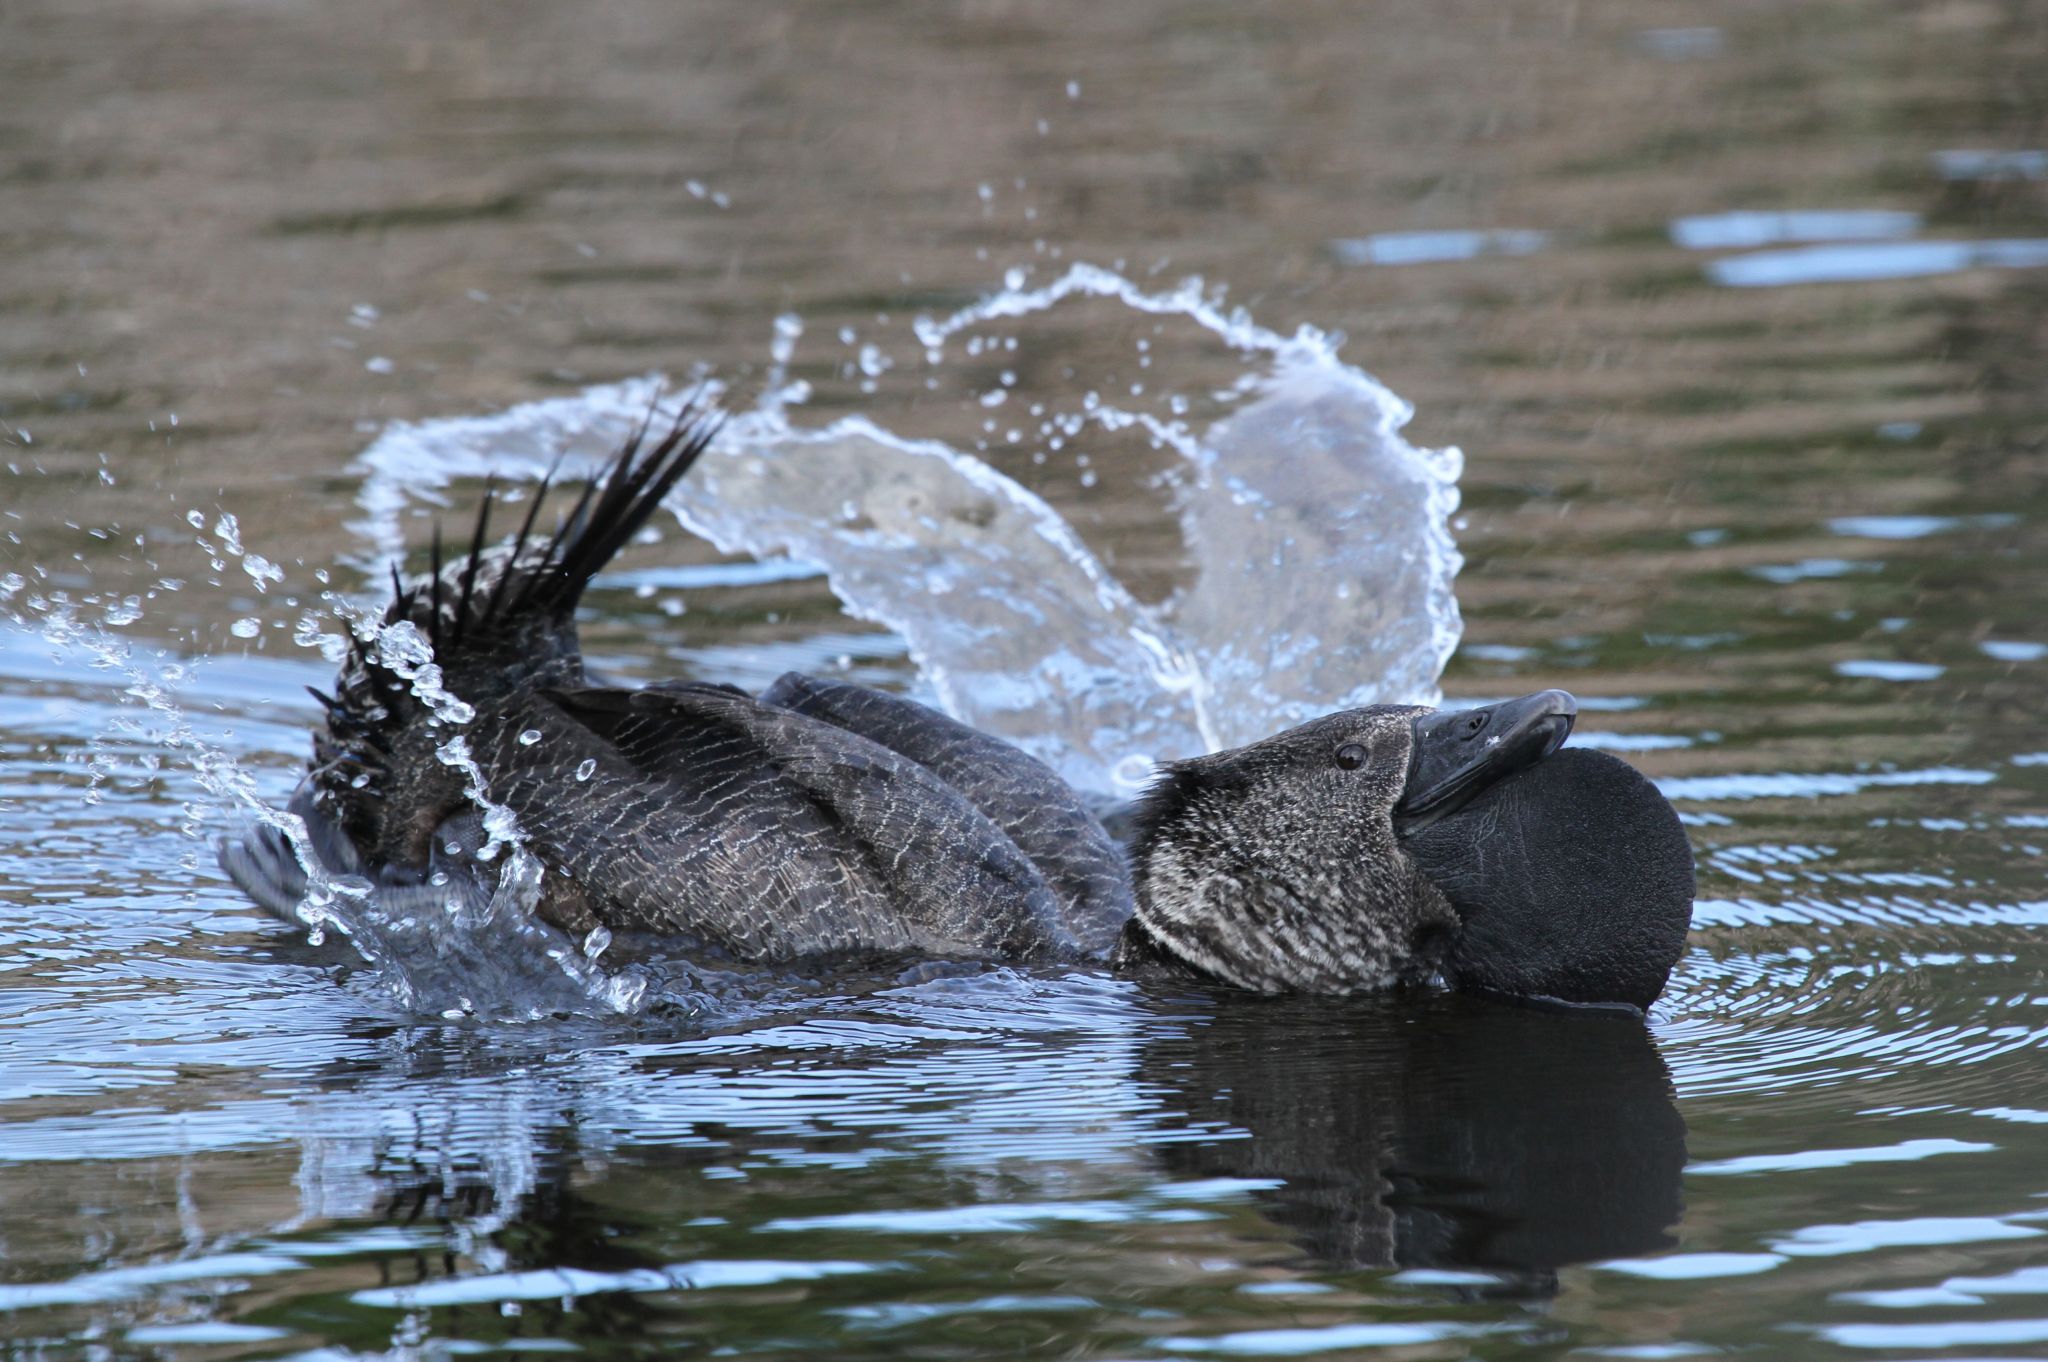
[222,406,1695,1009]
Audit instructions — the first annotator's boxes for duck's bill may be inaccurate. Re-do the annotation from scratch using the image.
[1393,689,1576,837]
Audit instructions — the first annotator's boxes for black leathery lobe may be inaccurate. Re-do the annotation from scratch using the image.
[1402,748,1696,1010]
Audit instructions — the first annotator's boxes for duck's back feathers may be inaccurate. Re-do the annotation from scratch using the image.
[502,683,1084,962]
[760,673,1132,953]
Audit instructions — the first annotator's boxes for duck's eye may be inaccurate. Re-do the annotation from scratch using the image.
[1335,743,1369,771]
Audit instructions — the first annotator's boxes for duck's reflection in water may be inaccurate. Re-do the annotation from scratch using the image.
[1140,990,1686,1289]
[252,976,1682,1335]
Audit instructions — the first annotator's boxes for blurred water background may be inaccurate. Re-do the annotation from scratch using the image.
[3,2,2048,1358]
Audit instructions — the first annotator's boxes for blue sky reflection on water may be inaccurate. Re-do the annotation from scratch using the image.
[1708,238,2048,287]
[1669,209,1922,251]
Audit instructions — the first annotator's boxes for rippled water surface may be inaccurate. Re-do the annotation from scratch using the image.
[5,2,2048,1358]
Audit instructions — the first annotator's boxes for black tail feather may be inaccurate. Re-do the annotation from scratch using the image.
[493,397,720,627]
[403,394,721,650]
[482,464,557,629]
[451,475,496,647]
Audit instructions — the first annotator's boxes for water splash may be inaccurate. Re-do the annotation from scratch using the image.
[13,265,1463,1018]
[295,602,650,1018]
[6,592,361,962]
[4,583,648,1020]
[354,264,1463,793]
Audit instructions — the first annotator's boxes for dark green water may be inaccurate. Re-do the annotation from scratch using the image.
[4,2,2048,1358]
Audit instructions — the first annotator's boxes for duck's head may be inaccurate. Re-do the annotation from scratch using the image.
[1124,691,1694,1009]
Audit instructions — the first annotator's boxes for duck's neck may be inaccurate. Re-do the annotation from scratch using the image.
[1125,820,1455,994]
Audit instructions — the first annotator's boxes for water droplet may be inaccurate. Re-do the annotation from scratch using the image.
[575,758,597,782]
[518,728,542,746]
[770,313,803,366]
[230,617,261,638]
[582,925,612,959]
[1111,754,1157,790]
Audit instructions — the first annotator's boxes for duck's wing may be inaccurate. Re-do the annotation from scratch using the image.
[499,683,1080,962]
[758,673,1134,955]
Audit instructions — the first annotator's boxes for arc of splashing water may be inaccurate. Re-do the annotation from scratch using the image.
[347,264,1464,794]
[911,264,1465,749]
[912,261,1328,363]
